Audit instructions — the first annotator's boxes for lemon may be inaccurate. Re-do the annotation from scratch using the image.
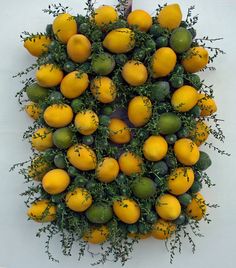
[52,13,77,44]
[143,135,168,161]
[93,5,118,27]
[156,194,181,220]
[74,110,99,135]
[67,34,92,63]
[190,121,209,146]
[31,128,53,151]
[174,138,200,165]
[103,28,135,54]
[108,118,131,144]
[118,152,143,176]
[83,225,109,244]
[151,47,177,78]
[157,4,182,30]
[52,127,73,149]
[27,200,56,222]
[197,93,217,116]
[128,96,152,127]
[36,64,63,87]
[113,198,140,224]
[171,85,198,112]
[60,71,89,99]
[96,157,119,183]
[42,169,70,195]
[90,77,117,103]
[43,104,73,128]
[91,53,115,75]
[66,187,92,212]
[24,35,51,57]
[85,203,113,224]
[67,144,97,171]
[28,156,51,181]
[131,177,157,199]
[122,60,148,86]
[25,102,41,120]
[152,219,176,240]
[127,9,152,32]
[186,192,206,221]
[167,167,194,195]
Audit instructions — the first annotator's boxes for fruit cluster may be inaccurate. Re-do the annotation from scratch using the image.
[16,2,223,264]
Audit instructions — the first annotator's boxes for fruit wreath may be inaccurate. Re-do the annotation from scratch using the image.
[12,0,227,265]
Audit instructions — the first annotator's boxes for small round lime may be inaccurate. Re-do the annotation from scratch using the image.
[115,54,128,66]
[178,193,192,206]
[82,135,94,146]
[99,115,110,126]
[152,161,168,176]
[195,151,212,171]
[54,154,66,169]
[92,53,115,75]
[131,177,157,199]
[102,106,113,116]
[85,204,113,224]
[52,127,73,149]
[157,112,182,135]
[150,24,163,37]
[170,27,192,53]
[71,98,83,113]
[63,61,76,73]
[133,49,146,61]
[155,36,168,48]
[170,76,184,88]
[190,181,202,194]
[165,134,177,144]
[150,81,170,102]
[26,83,49,103]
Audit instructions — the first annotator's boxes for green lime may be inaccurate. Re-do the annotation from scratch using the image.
[115,54,128,66]
[102,106,113,116]
[190,181,202,194]
[43,148,56,162]
[92,53,115,75]
[170,27,192,53]
[195,151,212,171]
[174,64,185,75]
[133,49,146,61]
[157,112,182,135]
[131,177,157,199]
[150,81,170,102]
[26,83,49,103]
[145,39,156,53]
[63,61,76,73]
[48,91,63,101]
[52,127,73,149]
[67,166,79,177]
[187,74,202,89]
[165,134,177,144]
[138,223,150,234]
[71,98,83,113]
[165,154,178,169]
[170,76,184,88]
[155,36,168,48]
[127,224,138,234]
[188,105,201,118]
[79,23,91,35]
[178,193,192,206]
[82,135,94,146]
[146,212,158,224]
[177,127,190,138]
[174,213,186,225]
[99,115,110,126]
[54,154,67,169]
[152,161,168,176]
[90,29,103,42]
[85,203,113,224]
[74,175,88,187]
[150,24,163,37]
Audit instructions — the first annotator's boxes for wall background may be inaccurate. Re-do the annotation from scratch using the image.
[0,0,235,267]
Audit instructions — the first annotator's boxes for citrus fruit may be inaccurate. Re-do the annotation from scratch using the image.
[174,213,187,225]
[197,93,217,116]
[83,225,109,244]
[152,219,176,240]
[195,151,212,171]
[127,9,152,32]
[122,60,148,86]
[157,113,182,135]
[152,161,168,176]
[66,187,92,212]
[150,81,170,102]
[60,71,89,99]
[90,77,117,103]
[85,203,113,224]
[27,200,56,222]
[113,198,140,224]
[155,36,168,48]
[96,157,119,183]
[43,104,73,128]
[170,76,184,88]
[108,118,131,144]
[186,192,206,221]
[131,177,157,199]
[128,96,152,127]
[91,53,115,75]
[67,34,92,63]
[170,27,192,53]
[31,128,53,151]
[177,193,192,206]
[24,35,51,57]
[155,194,181,220]
[157,4,182,30]
[53,154,67,169]
[52,127,73,149]
[165,134,177,145]
[28,156,51,181]
[174,138,200,165]
[42,169,70,195]
[190,120,209,146]
[151,47,177,78]
[115,53,128,65]
[26,83,49,103]
[74,110,99,135]
[67,144,97,171]
[36,64,63,87]
[150,24,163,38]
[143,135,168,161]
[82,135,94,146]
[167,167,194,195]
[25,102,41,120]
[93,5,118,27]
[190,181,202,194]
[171,85,198,112]
[118,152,143,176]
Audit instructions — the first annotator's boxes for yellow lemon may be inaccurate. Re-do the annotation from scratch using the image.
[108,118,131,144]
[113,198,140,224]
[157,4,182,30]
[27,200,56,223]
[36,64,63,87]
[167,167,194,195]
[42,169,70,195]
[74,110,99,135]
[190,121,209,146]
[186,192,206,221]
[83,225,109,244]
[43,104,73,128]
[122,60,148,86]
[156,194,181,221]
[24,35,51,57]
[67,34,92,63]
[128,232,151,240]
[143,135,168,161]
[127,9,152,32]
[31,128,53,151]
[197,93,217,116]
[67,144,97,171]
[128,96,152,127]
[52,13,77,44]
[28,156,51,181]
[96,157,119,183]
[90,77,116,103]
[66,187,92,212]
[174,138,200,166]
[93,5,118,27]
[60,71,89,99]
[118,152,143,176]
[151,48,177,78]
[103,28,135,54]
[25,102,41,120]
[152,219,176,240]
[182,47,209,73]
[171,85,198,112]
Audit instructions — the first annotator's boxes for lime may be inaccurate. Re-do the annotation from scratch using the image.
[63,61,76,73]
[165,134,177,144]
[71,99,83,113]
[99,115,110,126]
[170,76,184,88]
[152,161,168,176]
[178,193,192,206]
[26,83,49,103]
[177,127,190,138]
[157,112,182,135]
[133,49,146,61]
[155,36,168,48]
[54,154,67,169]
[150,24,163,37]
[90,29,103,42]
[92,53,115,75]
[170,27,192,53]
[43,148,56,162]
[188,105,201,118]
[146,212,158,224]
[127,224,138,233]
[102,106,113,116]
[187,74,202,89]
[174,213,186,225]
[74,175,88,187]
[173,64,184,75]
[131,177,157,199]
[52,127,73,149]
[165,154,178,169]
[145,39,156,53]
[67,166,79,177]
[85,203,113,224]
[48,91,63,101]
[190,181,202,193]
[138,223,150,234]
[82,135,94,146]
[115,54,128,66]
[150,81,170,102]
[195,151,212,171]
